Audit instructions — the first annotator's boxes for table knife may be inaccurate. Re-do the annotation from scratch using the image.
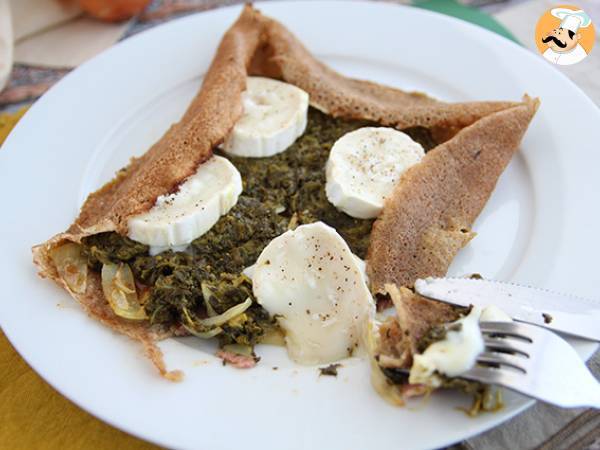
[414,277,600,341]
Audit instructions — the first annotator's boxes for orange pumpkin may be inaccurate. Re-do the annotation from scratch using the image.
[78,0,151,22]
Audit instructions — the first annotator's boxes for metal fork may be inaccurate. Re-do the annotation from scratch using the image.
[461,322,600,408]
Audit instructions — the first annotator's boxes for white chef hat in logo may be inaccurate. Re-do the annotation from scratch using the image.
[551,8,592,33]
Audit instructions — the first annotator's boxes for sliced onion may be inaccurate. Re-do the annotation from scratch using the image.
[200,282,217,317]
[287,213,299,230]
[181,307,222,338]
[197,297,253,328]
[49,243,87,294]
[101,263,147,320]
[182,324,223,339]
[113,275,135,294]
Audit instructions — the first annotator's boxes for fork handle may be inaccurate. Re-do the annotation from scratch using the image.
[462,368,600,409]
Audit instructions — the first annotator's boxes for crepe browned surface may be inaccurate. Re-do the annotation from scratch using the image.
[367,96,539,294]
[250,13,517,142]
[32,7,265,380]
[32,5,537,379]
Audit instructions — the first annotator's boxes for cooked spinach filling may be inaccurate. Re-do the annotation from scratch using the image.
[80,108,439,348]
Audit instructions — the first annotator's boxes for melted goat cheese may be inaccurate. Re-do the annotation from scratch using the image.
[250,222,375,365]
[480,304,512,322]
[409,305,513,386]
[409,307,484,387]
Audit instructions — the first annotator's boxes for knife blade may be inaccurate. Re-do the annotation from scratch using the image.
[414,277,600,341]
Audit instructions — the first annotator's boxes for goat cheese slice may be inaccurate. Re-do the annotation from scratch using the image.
[326,127,424,219]
[222,77,309,158]
[128,155,242,254]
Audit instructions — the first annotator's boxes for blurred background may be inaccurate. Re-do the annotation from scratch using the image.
[0,0,598,122]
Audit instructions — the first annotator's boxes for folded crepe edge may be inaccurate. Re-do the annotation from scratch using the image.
[367,96,540,294]
[32,4,538,380]
[32,235,185,381]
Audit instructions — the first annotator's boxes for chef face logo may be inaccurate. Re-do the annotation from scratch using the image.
[535,5,595,66]
[542,27,579,52]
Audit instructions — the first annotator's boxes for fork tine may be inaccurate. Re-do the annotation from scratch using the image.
[479,321,534,341]
[461,365,522,386]
[467,323,600,409]
[477,351,527,373]
[484,336,531,356]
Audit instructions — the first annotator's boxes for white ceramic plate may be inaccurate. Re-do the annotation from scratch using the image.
[1,2,598,449]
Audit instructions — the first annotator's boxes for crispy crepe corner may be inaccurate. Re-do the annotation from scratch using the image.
[367,96,539,293]
[33,5,538,379]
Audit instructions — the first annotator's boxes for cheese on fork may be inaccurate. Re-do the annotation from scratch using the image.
[480,305,512,322]
[326,127,424,219]
[250,222,375,365]
[409,307,484,387]
[128,155,242,254]
[409,305,513,387]
[222,77,309,158]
